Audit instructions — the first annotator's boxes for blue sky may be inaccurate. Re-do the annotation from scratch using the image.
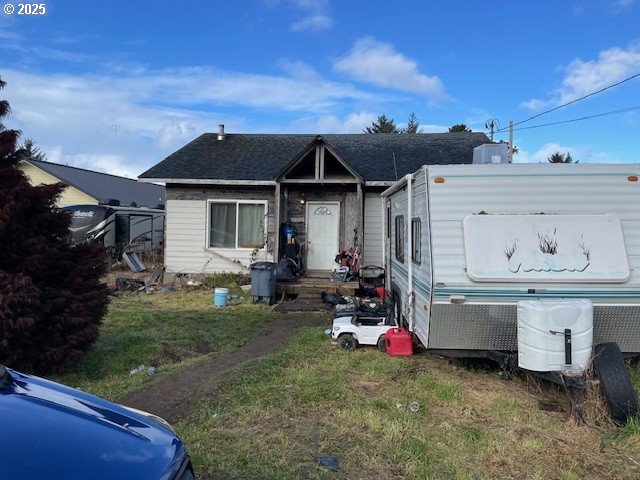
[1,0,639,177]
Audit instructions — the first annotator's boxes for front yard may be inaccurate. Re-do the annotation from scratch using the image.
[54,289,640,480]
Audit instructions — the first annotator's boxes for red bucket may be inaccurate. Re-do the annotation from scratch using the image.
[385,327,413,357]
[375,286,385,299]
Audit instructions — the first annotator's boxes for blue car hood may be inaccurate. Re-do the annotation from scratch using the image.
[0,368,187,480]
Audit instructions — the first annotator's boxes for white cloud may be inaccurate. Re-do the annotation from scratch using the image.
[515,142,620,164]
[291,13,333,31]
[272,0,334,32]
[616,0,635,8]
[333,37,448,100]
[47,149,140,178]
[0,64,380,176]
[521,45,640,110]
[157,121,198,149]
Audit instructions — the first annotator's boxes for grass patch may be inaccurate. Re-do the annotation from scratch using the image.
[52,289,273,400]
[173,328,640,480]
[47,290,640,479]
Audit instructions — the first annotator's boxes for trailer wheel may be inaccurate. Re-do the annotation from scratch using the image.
[593,342,639,423]
[338,334,357,351]
[377,335,386,353]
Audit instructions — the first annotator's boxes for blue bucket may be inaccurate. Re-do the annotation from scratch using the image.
[214,287,229,308]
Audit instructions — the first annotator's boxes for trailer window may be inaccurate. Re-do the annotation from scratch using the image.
[395,215,404,263]
[411,218,421,265]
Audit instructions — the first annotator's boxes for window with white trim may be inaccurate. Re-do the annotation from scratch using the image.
[208,201,267,249]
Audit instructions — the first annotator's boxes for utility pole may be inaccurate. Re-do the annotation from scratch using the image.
[508,120,514,163]
[485,119,496,141]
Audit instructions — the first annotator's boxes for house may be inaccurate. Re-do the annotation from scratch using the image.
[19,158,165,208]
[138,127,491,275]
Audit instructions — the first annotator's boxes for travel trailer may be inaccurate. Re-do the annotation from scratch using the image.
[382,163,640,419]
[60,204,165,255]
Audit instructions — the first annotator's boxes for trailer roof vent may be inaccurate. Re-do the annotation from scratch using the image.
[473,143,509,164]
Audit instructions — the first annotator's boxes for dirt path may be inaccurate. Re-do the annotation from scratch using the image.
[120,313,329,422]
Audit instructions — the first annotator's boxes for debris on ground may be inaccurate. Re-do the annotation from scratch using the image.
[122,252,147,272]
[211,413,220,421]
[315,455,339,472]
[186,279,203,287]
[324,328,332,335]
[145,267,165,287]
[130,364,145,375]
[240,284,251,291]
[147,366,156,375]
[396,401,420,412]
[162,285,174,293]
[322,292,348,305]
[116,277,145,292]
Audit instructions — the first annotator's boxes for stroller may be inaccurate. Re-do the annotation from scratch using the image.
[359,265,386,299]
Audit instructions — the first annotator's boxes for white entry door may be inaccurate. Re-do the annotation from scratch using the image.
[306,202,340,270]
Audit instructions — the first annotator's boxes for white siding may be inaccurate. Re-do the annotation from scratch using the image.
[363,192,384,266]
[165,199,274,274]
[427,163,640,300]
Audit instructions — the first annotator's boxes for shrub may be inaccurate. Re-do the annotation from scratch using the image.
[0,78,109,373]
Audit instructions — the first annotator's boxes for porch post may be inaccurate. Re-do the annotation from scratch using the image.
[274,181,281,262]
[357,182,364,263]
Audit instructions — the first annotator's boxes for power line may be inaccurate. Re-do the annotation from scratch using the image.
[506,105,640,132]
[497,72,640,132]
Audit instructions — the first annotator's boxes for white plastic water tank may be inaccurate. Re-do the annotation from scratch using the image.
[472,143,509,164]
[517,299,593,374]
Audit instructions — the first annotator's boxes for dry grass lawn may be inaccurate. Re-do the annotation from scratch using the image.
[51,289,640,479]
[176,328,640,480]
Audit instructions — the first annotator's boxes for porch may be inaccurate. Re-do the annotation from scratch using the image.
[276,270,359,301]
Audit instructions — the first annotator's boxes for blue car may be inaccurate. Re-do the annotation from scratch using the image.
[0,365,194,480]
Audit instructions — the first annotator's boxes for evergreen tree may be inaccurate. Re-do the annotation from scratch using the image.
[403,112,421,133]
[21,138,46,162]
[363,114,400,133]
[448,124,472,132]
[0,77,109,373]
[547,151,577,163]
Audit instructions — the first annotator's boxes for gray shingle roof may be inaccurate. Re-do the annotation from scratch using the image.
[27,159,165,207]
[139,132,491,182]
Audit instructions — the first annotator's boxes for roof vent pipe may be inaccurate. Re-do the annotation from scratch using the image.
[217,124,225,141]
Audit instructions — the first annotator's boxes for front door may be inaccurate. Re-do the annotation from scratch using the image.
[306,202,340,270]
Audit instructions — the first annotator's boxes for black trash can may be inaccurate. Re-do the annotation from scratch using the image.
[250,261,277,305]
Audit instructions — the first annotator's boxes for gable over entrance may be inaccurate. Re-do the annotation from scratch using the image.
[276,137,362,184]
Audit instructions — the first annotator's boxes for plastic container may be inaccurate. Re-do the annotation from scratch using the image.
[385,327,414,356]
[517,299,593,374]
[472,143,509,164]
[250,261,277,304]
[214,287,229,308]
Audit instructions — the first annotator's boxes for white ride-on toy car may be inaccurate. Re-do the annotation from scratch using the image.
[331,304,397,352]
